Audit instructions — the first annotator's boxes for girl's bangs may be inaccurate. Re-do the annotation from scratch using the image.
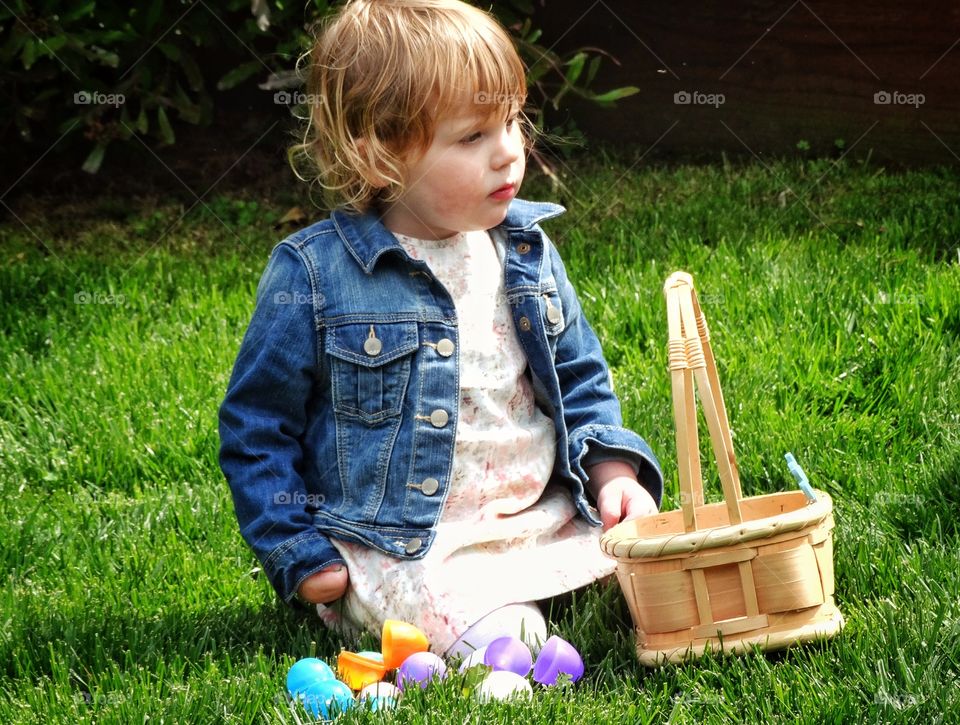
[432,27,527,123]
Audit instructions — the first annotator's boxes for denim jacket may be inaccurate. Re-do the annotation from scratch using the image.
[218,199,663,603]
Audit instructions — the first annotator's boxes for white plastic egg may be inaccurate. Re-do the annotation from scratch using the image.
[476,670,533,702]
[358,681,400,701]
[458,645,489,672]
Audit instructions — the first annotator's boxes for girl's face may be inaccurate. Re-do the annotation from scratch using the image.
[380,107,525,240]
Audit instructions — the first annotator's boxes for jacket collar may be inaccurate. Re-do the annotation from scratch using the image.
[331,198,566,274]
[501,198,566,230]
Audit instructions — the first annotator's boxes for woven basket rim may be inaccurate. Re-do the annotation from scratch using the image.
[600,489,834,561]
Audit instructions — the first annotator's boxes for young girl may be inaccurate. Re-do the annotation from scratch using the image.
[218,0,663,657]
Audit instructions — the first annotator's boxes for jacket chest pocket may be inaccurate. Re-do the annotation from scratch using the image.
[326,321,419,424]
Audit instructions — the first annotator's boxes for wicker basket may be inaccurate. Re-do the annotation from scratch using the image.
[600,272,844,666]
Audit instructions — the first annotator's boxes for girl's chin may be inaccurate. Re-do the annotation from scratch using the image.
[481,206,511,229]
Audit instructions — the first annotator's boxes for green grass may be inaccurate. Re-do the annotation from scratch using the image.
[2,153,959,723]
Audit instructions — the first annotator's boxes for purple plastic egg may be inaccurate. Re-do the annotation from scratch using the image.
[483,636,532,677]
[397,651,447,690]
[532,635,584,685]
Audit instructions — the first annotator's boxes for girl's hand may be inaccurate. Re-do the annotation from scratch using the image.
[298,564,349,604]
[586,460,659,531]
[594,478,658,530]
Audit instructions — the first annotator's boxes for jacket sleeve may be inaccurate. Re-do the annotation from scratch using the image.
[545,234,664,509]
[218,243,344,603]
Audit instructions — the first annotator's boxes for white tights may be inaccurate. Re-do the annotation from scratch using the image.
[444,602,547,659]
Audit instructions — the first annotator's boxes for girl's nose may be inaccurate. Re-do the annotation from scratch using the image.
[492,124,521,169]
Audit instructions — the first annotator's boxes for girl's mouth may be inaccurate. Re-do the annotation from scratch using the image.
[489,183,516,201]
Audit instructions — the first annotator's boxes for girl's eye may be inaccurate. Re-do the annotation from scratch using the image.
[459,115,519,145]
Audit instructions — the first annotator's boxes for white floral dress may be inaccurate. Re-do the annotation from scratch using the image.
[318,228,616,654]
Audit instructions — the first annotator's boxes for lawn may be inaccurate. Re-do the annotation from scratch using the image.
[1,152,959,723]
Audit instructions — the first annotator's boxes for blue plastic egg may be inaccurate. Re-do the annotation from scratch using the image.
[299,679,355,718]
[286,657,335,698]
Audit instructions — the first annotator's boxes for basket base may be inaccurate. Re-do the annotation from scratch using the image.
[635,601,845,667]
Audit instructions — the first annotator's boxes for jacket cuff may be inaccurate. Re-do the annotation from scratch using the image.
[262,530,346,604]
[580,449,641,476]
[569,425,664,509]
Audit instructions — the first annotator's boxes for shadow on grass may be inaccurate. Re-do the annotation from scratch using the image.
[887,451,960,545]
[4,593,352,686]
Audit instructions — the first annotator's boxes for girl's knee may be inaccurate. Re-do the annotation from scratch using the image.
[298,564,349,604]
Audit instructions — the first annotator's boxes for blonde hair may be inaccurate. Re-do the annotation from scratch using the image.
[288,0,530,213]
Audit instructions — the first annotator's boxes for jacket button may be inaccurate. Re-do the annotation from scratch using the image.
[436,338,455,357]
[405,538,423,554]
[363,337,382,356]
[518,316,532,332]
[429,409,449,427]
[517,242,531,254]
[546,306,562,324]
[421,478,440,496]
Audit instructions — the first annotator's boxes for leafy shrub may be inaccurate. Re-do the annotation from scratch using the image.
[0,0,635,173]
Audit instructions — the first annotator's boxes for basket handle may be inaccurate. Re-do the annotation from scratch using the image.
[664,272,743,532]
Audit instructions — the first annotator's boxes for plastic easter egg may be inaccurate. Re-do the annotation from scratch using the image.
[484,636,532,677]
[286,657,336,698]
[458,645,489,672]
[397,651,447,690]
[532,635,584,685]
[361,694,396,712]
[298,679,355,718]
[477,670,533,702]
[337,650,388,690]
[359,681,400,711]
[359,681,400,700]
[382,619,430,669]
